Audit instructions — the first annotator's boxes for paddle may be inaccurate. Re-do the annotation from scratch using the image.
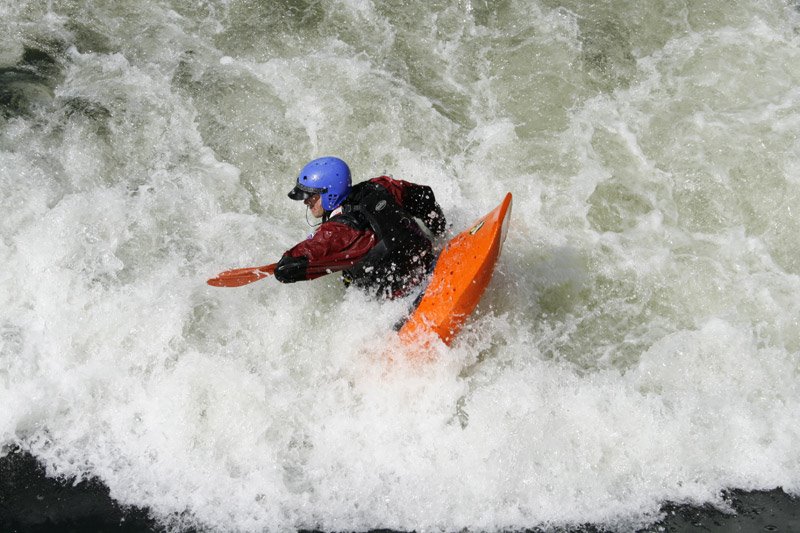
[207,264,277,287]
[207,260,352,288]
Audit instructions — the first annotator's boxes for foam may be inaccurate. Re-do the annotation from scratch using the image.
[2,1,800,531]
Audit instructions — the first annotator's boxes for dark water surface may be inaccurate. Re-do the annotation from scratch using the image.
[2,451,798,532]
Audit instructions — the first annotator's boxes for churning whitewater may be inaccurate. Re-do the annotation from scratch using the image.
[2,0,800,531]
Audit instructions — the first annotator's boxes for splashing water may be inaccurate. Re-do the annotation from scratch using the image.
[1,0,800,531]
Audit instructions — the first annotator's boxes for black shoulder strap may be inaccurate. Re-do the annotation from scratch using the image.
[327,211,367,230]
[335,181,427,250]
[340,182,397,239]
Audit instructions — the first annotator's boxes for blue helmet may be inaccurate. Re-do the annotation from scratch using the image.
[288,157,352,211]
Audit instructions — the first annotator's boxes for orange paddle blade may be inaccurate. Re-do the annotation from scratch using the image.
[207,263,277,287]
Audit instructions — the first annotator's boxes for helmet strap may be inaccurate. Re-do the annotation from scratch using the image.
[305,206,323,228]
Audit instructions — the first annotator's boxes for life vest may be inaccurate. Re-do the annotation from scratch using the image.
[331,181,434,298]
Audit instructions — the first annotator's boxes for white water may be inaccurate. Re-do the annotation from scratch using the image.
[1,0,800,531]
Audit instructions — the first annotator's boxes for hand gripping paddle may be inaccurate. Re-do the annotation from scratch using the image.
[207,260,348,288]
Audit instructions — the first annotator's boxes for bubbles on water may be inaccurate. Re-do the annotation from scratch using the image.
[2,0,800,531]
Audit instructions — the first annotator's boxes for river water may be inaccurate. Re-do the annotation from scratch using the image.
[1,1,799,531]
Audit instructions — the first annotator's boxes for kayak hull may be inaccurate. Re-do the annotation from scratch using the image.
[399,192,512,346]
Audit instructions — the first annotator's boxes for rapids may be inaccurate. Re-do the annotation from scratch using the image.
[1,1,799,531]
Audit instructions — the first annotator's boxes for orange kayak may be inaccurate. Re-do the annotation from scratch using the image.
[399,192,512,346]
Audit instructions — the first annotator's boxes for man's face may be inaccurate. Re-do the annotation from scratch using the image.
[305,193,324,218]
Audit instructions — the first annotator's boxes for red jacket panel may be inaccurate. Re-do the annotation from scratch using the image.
[284,221,376,280]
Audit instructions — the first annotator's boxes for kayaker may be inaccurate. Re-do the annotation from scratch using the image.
[274,156,447,299]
